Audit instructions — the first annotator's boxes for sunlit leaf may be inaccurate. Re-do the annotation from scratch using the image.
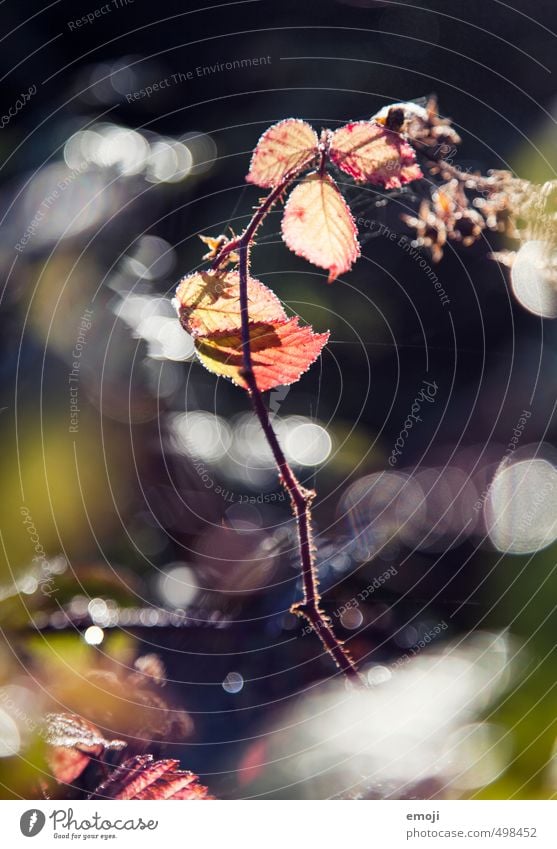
[91,754,213,800]
[174,270,286,336]
[281,172,360,282]
[45,712,125,784]
[246,119,319,187]
[45,712,126,754]
[194,318,329,392]
[330,121,423,188]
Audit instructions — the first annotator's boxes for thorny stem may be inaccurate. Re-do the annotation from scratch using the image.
[213,171,362,684]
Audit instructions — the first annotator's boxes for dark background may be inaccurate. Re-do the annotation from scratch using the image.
[1,0,556,799]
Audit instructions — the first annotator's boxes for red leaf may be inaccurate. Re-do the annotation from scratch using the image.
[194,318,329,391]
[49,749,91,785]
[91,755,213,800]
[246,119,319,187]
[133,773,200,800]
[330,121,423,189]
[281,172,360,282]
[174,270,286,336]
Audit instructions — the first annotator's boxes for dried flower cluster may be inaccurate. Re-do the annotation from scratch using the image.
[397,96,557,269]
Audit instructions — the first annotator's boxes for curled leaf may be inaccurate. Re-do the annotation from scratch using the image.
[174,270,286,336]
[194,318,329,392]
[90,754,213,800]
[330,121,423,189]
[199,233,239,264]
[246,119,319,187]
[281,172,360,282]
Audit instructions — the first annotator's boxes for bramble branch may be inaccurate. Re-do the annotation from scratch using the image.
[212,169,362,683]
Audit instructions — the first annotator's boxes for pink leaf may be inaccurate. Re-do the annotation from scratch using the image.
[281,172,360,282]
[194,318,329,392]
[330,121,423,189]
[174,270,286,336]
[246,119,319,187]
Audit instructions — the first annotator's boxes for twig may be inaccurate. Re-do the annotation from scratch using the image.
[214,171,362,684]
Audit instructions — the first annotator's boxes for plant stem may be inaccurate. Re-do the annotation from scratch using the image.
[215,174,362,683]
